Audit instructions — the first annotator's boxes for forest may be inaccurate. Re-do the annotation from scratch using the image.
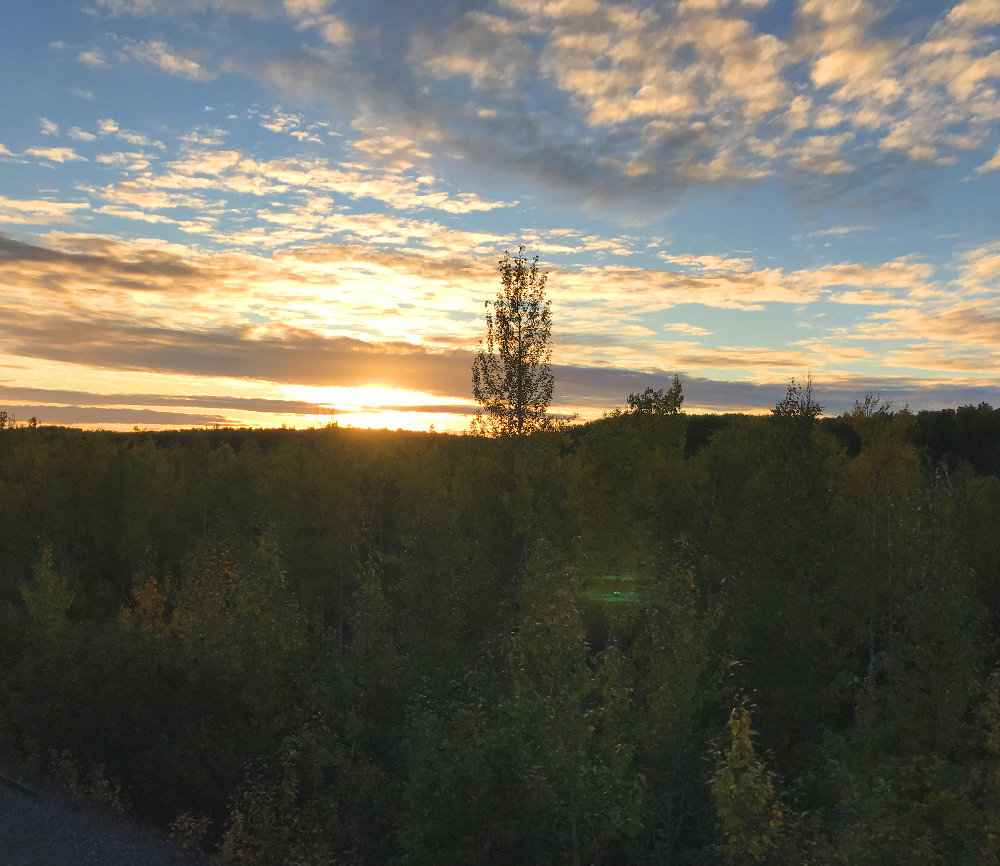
[2,395,1000,864]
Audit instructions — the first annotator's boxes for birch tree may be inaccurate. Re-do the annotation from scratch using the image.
[472,247,554,436]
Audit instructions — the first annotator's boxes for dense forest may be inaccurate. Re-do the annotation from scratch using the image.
[3,396,1000,864]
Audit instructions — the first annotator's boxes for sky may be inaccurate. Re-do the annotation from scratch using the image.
[2,0,1000,430]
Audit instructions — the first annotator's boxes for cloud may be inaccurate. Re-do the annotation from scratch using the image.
[115,38,215,80]
[138,141,513,212]
[0,292,790,410]
[658,252,756,273]
[950,242,1000,298]
[88,0,282,16]
[829,290,912,306]
[0,231,931,341]
[180,126,229,146]
[0,230,998,422]
[119,130,163,147]
[241,210,636,258]
[69,126,98,141]
[39,118,59,136]
[806,225,873,238]
[0,384,332,417]
[25,147,88,163]
[0,199,90,225]
[95,118,165,148]
[7,2,1000,430]
[947,0,1000,27]
[0,230,936,386]
[883,341,1000,374]
[664,323,711,336]
[69,88,96,100]
[976,145,1000,174]
[0,305,475,395]
[258,107,321,141]
[254,206,505,250]
[840,299,1000,376]
[92,208,216,234]
[78,48,111,69]
[282,0,358,45]
[6,375,999,426]
[0,404,228,427]
[797,0,1000,166]
[93,180,211,209]
[788,133,854,175]
[95,151,156,171]
[792,259,934,294]
[411,11,537,89]
[0,233,206,291]
[57,0,1000,212]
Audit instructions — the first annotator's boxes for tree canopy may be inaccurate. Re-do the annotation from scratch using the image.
[472,247,554,436]
[626,376,684,415]
[2,401,1000,864]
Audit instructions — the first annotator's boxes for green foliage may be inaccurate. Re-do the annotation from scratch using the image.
[1,628,263,825]
[0,410,999,863]
[220,733,338,866]
[911,402,1000,477]
[400,558,642,866]
[626,375,684,415]
[620,566,718,861]
[712,707,783,863]
[472,246,554,436]
[568,409,688,574]
[48,748,126,811]
[771,376,823,420]
[169,534,304,677]
[819,542,994,864]
[502,563,642,863]
[19,545,74,634]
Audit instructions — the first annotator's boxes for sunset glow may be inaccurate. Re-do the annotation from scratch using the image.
[3,1,1000,428]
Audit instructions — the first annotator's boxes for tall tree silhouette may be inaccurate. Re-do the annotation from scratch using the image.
[472,247,554,436]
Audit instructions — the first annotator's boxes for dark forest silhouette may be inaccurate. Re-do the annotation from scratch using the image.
[2,398,1000,863]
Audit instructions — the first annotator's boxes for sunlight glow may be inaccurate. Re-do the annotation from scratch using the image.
[283,385,472,411]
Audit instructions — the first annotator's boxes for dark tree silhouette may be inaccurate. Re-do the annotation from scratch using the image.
[772,375,823,419]
[627,376,684,415]
[472,247,554,436]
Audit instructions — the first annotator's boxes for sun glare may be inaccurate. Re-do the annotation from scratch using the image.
[283,385,469,410]
[282,385,475,431]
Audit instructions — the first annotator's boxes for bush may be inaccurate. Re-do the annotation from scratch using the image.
[1,627,267,826]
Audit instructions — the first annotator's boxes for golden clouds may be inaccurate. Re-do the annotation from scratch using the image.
[25,147,88,163]
[411,11,536,89]
[396,0,1000,188]
[0,198,90,225]
[3,213,994,401]
[976,145,1000,173]
[115,39,214,80]
[68,0,1000,197]
[1,228,998,427]
[0,232,830,367]
[136,147,513,213]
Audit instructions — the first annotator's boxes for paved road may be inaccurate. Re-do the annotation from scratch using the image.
[0,776,210,866]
